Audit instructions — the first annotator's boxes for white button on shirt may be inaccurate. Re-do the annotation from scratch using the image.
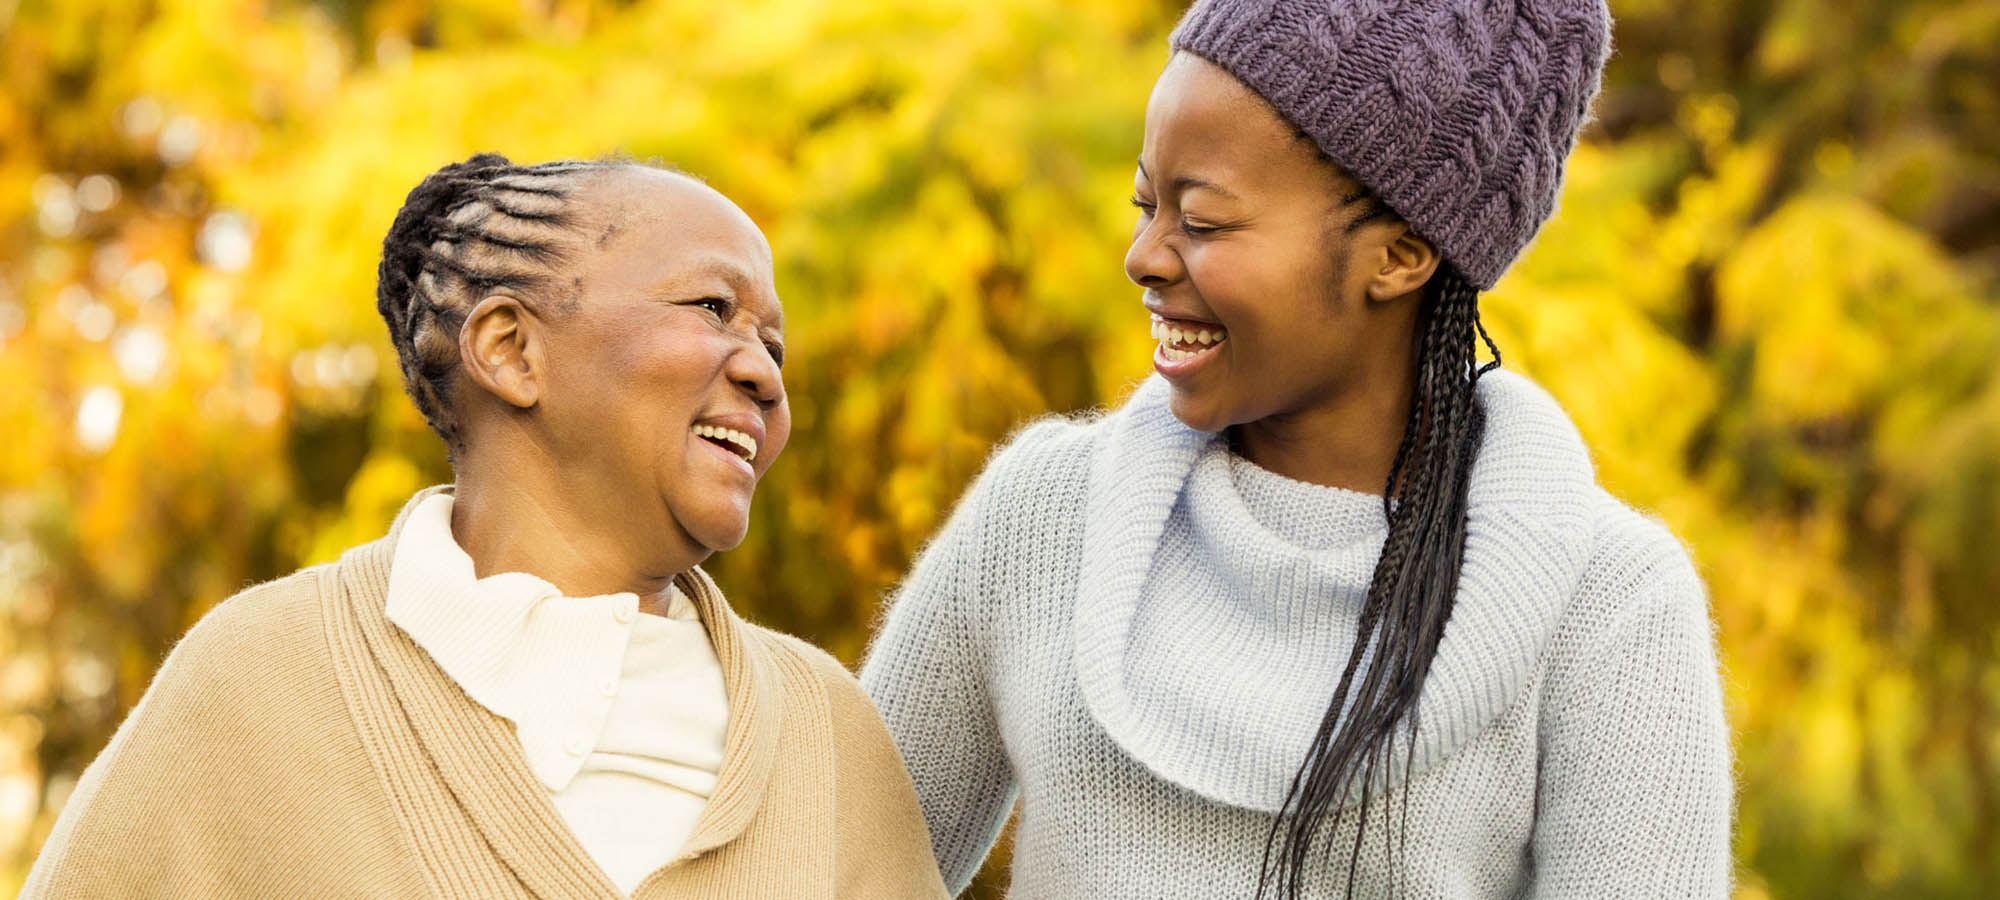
[384,493,730,896]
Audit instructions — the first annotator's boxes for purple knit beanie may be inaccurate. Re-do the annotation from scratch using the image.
[1170,0,1612,289]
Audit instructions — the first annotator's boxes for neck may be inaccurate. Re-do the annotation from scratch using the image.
[447,444,704,607]
[1231,372,1412,495]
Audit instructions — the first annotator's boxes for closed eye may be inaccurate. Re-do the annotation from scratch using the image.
[1131,195,1216,235]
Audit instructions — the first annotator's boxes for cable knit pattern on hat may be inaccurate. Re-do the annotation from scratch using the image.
[861,370,1733,898]
[1169,0,1613,289]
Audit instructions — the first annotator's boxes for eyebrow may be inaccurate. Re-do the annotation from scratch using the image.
[1136,160,1242,201]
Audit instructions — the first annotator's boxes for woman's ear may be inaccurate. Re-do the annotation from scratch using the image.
[1367,225,1443,303]
[458,294,542,409]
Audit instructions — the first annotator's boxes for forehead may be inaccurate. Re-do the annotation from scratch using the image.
[1140,54,1323,189]
[583,168,771,261]
[576,168,781,317]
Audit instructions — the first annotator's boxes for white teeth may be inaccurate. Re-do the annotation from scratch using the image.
[693,424,758,462]
[1149,314,1227,359]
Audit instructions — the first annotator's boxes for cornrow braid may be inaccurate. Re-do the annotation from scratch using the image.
[374,153,624,451]
[1256,244,1499,897]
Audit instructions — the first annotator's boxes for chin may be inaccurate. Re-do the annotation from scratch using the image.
[704,525,750,553]
[662,483,755,556]
[685,507,753,555]
[1166,389,1234,434]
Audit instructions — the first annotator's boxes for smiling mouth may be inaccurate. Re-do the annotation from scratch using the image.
[1150,314,1228,362]
[692,424,758,463]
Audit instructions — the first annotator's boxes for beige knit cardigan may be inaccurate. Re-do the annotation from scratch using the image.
[25,490,948,899]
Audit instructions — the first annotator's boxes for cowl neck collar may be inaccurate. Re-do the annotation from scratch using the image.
[1072,371,1598,811]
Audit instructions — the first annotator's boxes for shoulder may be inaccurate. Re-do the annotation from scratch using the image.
[742,626,887,733]
[107,562,359,772]
[35,568,340,846]
[747,627,911,757]
[156,565,337,697]
[1469,367,1708,647]
[745,631,949,894]
[1548,492,1712,676]
[1578,494,1704,606]
[752,626,863,696]
[967,409,1103,505]
[890,404,1107,580]
[27,564,408,897]
[948,379,1169,531]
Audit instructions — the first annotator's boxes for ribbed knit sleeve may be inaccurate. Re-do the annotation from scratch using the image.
[1529,509,1735,898]
[861,422,1076,892]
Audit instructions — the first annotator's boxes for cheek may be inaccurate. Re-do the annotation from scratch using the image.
[1199,245,1355,370]
[632,334,723,403]
[1187,245,1296,339]
[573,338,710,458]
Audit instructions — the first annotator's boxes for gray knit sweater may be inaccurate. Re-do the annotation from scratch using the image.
[859,370,1733,898]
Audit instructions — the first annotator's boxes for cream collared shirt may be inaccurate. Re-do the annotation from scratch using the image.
[384,493,729,896]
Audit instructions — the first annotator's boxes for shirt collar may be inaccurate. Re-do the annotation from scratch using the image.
[384,491,695,790]
[337,488,787,884]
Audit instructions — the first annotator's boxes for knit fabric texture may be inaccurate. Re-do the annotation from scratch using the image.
[1169,0,1613,288]
[860,371,1733,897]
[25,488,948,900]
[1122,446,1390,808]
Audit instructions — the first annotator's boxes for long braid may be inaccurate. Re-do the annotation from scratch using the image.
[1257,251,1497,898]
[374,153,623,451]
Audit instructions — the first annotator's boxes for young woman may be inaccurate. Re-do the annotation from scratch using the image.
[27,155,947,899]
[861,1,1733,897]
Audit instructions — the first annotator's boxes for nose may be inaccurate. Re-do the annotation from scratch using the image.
[1123,215,1183,289]
[725,338,784,408]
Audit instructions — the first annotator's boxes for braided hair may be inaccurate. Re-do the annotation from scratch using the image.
[1255,155,1502,899]
[374,153,627,451]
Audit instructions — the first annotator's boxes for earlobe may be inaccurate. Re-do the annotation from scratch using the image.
[458,295,541,409]
[1367,227,1443,303]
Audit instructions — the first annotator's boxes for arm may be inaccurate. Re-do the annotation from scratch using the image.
[821,664,951,899]
[860,448,1020,895]
[1529,540,1735,897]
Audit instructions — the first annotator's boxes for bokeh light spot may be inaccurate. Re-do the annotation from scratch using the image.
[75,386,123,452]
[197,211,255,272]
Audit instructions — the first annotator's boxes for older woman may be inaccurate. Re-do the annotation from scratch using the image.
[26,155,946,899]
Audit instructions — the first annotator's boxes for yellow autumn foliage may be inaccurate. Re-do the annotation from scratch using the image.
[2,0,1997,896]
